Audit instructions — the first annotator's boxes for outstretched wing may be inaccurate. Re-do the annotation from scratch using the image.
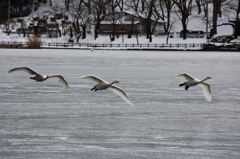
[48,75,70,89]
[8,67,39,75]
[79,75,106,84]
[178,73,195,81]
[109,85,133,105]
[199,82,211,102]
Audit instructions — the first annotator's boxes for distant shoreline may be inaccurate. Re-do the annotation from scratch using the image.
[0,41,239,51]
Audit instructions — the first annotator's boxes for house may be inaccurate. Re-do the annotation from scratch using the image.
[99,12,165,35]
[45,23,60,38]
[21,17,60,38]
[180,30,205,38]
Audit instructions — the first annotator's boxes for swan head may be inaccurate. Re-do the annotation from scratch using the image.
[112,80,120,84]
[206,76,212,80]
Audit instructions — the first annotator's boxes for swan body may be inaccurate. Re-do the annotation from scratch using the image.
[79,75,133,105]
[9,67,69,89]
[178,73,212,102]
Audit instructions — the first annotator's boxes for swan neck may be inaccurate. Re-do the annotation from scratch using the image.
[109,82,115,85]
[201,77,209,82]
[109,81,117,85]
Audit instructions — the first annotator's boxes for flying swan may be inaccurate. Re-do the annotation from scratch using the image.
[178,73,212,102]
[9,67,69,89]
[79,75,133,105]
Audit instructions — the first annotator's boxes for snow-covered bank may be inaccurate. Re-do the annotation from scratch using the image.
[0,41,204,50]
[0,33,207,44]
[0,33,205,50]
[40,42,203,51]
[1,33,239,51]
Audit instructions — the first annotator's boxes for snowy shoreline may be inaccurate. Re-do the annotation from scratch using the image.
[0,34,239,51]
[1,41,240,51]
[1,34,239,51]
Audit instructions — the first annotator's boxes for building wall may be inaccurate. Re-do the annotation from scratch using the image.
[99,12,166,35]
[99,24,137,34]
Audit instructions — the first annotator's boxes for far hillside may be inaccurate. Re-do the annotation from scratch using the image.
[0,0,239,44]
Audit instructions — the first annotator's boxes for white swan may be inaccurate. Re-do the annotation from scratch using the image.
[178,73,212,102]
[9,67,69,89]
[79,75,133,105]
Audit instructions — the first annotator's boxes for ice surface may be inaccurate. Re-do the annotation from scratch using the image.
[0,49,240,159]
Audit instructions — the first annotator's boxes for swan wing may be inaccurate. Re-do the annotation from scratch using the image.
[8,67,39,75]
[48,75,70,89]
[178,73,194,81]
[199,82,211,102]
[109,85,133,105]
[79,75,106,84]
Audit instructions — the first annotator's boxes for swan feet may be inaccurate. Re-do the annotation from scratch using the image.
[30,76,37,81]
[91,86,98,91]
[179,82,186,87]
[185,86,189,90]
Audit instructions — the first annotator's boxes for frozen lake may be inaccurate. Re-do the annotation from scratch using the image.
[0,49,240,159]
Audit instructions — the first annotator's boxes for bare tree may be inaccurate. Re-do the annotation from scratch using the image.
[65,0,70,11]
[219,0,240,38]
[155,0,174,43]
[210,0,221,37]
[106,0,122,41]
[125,0,141,42]
[68,0,91,42]
[17,18,26,37]
[173,0,193,40]
[50,2,66,37]
[49,0,52,6]
[237,0,240,21]
[236,0,240,38]
[90,0,109,39]
[145,0,156,42]
[127,0,160,42]
[114,0,124,11]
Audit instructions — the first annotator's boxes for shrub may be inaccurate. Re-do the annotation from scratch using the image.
[28,35,42,48]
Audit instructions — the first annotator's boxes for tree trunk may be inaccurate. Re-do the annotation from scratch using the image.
[237,0,240,21]
[21,25,26,37]
[211,0,222,37]
[82,24,86,39]
[94,15,101,39]
[196,0,201,14]
[110,23,115,41]
[72,22,81,42]
[141,0,145,11]
[19,0,23,17]
[65,0,70,11]
[136,32,139,45]
[149,33,152,42]
[128,18,135,38]
[70,27,73,38]
[94,27,98,39]
[56,24,61,37]
[211,0,218,37]
[94,24,99,39]
[49,0,52,6]
[182,19,187,40]
[166,32,170,44]
[146,19,153,42]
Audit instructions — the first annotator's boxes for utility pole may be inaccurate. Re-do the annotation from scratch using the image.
[7,0,10,35]
[206,0,209,43]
